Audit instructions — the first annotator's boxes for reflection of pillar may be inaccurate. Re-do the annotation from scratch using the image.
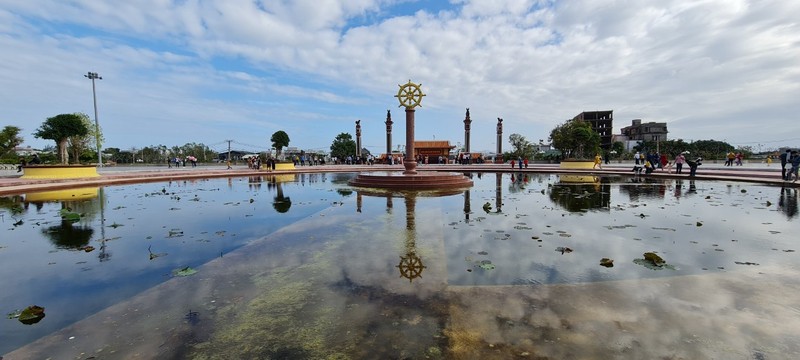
[404,108,418,174]
[398,193,425,282]
[495,172,502,212]
[386,194,393,214]
[355,120,362,158]
[357,192,362,213]
[496,117,503,158]
[464,108,471,154]
[463,189,471,222]
[98,188,111,262]
[405,193,416,234]
[385,110,393,158]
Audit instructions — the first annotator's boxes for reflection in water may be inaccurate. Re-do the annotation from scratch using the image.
[23,189,102,250]
[269,178,292,213]
[356,188,462,283]
[4,174,800,359]
[42,220,94,249]
[549,175,610,212]
[397,193,425,282]
[463,189,470,223]
[778,186,798,219]
[618,177,668,202]
[495,172,502,213]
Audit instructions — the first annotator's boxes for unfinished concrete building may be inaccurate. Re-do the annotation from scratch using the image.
[573,110,613,149]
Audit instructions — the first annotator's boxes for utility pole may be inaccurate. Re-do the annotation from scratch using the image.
[84,72,102,166]
[226,140,232,163]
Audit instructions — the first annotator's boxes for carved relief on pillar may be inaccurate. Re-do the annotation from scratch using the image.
[496,117,503,134]
[463,108,471,132]
[356,119,362,137]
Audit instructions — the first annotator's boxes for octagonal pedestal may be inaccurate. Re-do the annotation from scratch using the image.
[348,171,473,190]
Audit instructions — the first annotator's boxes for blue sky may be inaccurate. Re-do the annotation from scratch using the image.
[1,0,799,156]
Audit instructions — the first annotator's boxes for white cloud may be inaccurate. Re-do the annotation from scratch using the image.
[1,0,799,152]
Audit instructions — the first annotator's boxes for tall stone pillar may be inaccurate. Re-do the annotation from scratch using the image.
[496,117,503,162]
[464,108,471,155]
[355,120,362,158]
[404,108,417,174]
[385,110,393,157]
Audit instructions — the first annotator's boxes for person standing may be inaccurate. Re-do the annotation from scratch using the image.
[634,151,641,165]
[725,151,735,166]
[593,153,602,169]
[789,151,800,182]
[675,153,686,174]
[687,157,702,177]
[779,149,791,180]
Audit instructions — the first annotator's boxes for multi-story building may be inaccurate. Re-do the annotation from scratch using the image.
[620,119,668,142]
[573,110,613,149]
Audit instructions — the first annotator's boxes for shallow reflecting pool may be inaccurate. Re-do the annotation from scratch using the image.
[1,172,798,359]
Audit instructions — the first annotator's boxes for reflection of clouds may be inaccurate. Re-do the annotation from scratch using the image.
[446,268,800,358]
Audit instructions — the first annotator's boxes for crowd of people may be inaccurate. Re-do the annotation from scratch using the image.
[632,150,702,176]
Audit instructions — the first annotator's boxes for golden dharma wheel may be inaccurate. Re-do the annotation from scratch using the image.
[395,80,426,109]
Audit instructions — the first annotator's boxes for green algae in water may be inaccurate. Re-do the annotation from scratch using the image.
[172,267,197,277]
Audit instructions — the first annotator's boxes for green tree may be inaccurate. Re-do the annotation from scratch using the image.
[1,125,23,158]
[549,119,600,159]
[270,131,290,159]
[611,141,625,159]
[508,133,535,160]
[329,133,356,161]
[34,114,89,164]
[67,113,103,164]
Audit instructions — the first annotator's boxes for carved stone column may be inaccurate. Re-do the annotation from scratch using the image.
[385,110,393,157]
[464,108,471,155]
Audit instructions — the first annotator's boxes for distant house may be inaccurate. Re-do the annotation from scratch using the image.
[13,146,41,156]
[217,150,249,162]
[614,119,669,150]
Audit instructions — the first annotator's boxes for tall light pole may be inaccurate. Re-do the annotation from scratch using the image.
[84,71,102,166]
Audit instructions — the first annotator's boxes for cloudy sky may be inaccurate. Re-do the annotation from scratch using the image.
[1,0,799,155]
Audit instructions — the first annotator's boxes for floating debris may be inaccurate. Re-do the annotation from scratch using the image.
[734,261,759,266]
[16,305,46,325]
[478,260,495,270]
[477,251,488,255]
[643,252,665,266]
[555,247,573,254]
[59,209,81,223]
[81,246,95,253]
[652,227,676,231]
[696,222,703,227]
[173,266,198,277]
[599,258,614,267]
[634,252,677,270]
[482,202,492,212]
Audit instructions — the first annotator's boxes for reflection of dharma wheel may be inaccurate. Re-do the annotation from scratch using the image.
[397,252,426,282]
[395,80,426,108]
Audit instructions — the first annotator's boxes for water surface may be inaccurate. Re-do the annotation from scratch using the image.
[1,172,798,358]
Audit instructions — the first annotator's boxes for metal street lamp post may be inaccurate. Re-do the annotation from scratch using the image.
[84,71,102,167]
